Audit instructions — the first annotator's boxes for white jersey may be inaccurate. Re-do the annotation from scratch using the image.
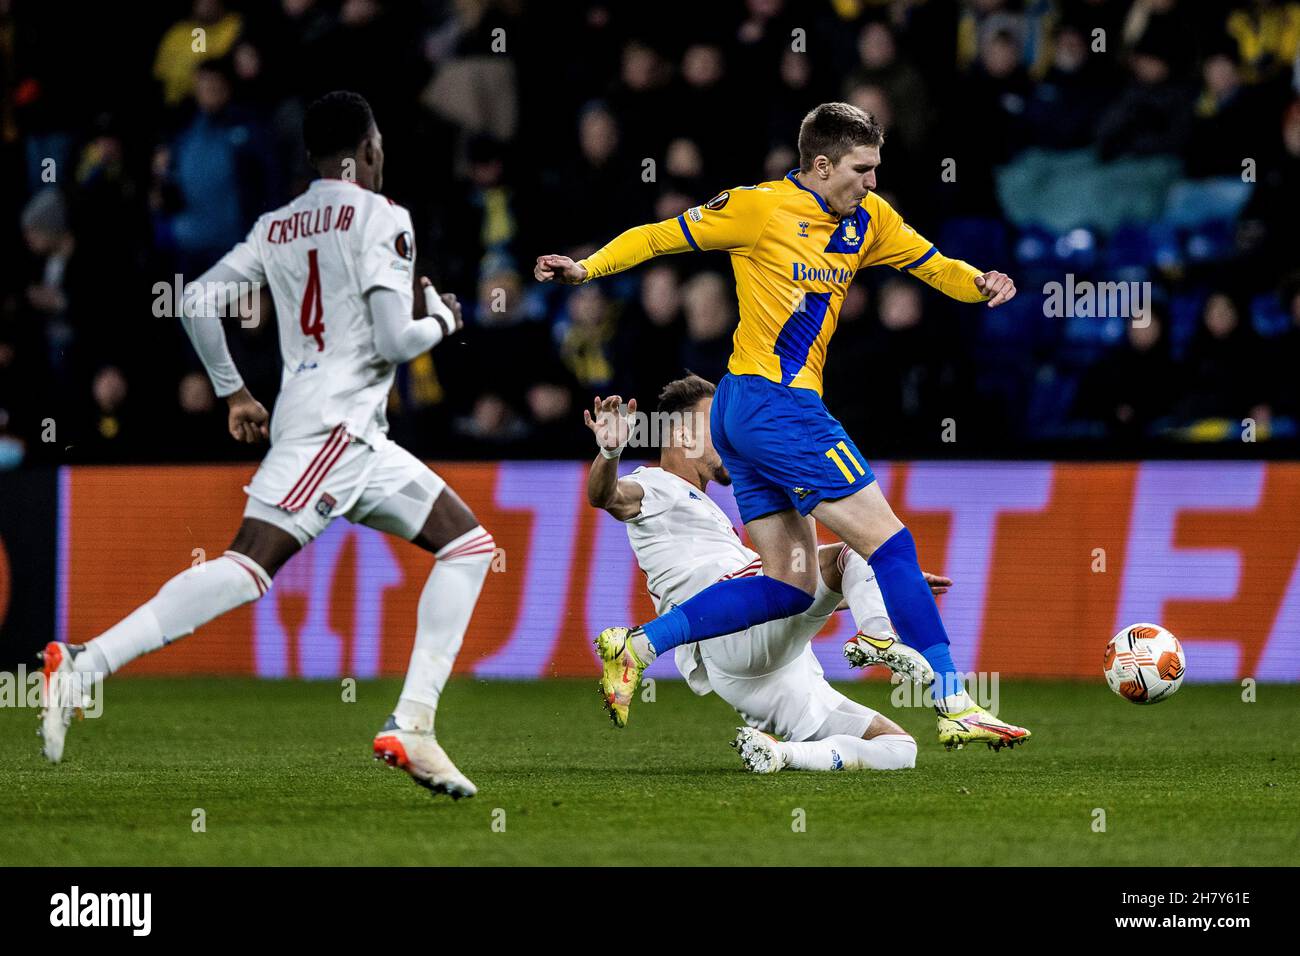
[220,179,416,446]
[622,466,760,616]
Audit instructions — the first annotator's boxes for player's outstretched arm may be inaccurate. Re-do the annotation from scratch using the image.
[865,194,1016,307]
[535,215,701,285]
[584,395,645,521]
[534,255,588,285]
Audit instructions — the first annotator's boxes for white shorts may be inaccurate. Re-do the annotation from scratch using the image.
[695,586,879,742]
[242,430,445,546]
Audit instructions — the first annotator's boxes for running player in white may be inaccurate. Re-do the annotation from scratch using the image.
[38,91,490,798]
[585,376,1020,773]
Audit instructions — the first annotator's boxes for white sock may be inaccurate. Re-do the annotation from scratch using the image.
[838,545,894,637]
[73,551,270,675]
[938,687,974,713]
[629,628,658,664]
[781,733,917,771]
[393,526,493,733]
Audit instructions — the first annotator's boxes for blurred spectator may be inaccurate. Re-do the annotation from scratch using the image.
[153,59,279,274]
[679,272,736,386]
[1072,304,1176,438]
[78,365,140,461]
[153,0,243,107]
[559,285,617,392]
[846,21,932,155]
[1097,40,1194,159]
[854,279,966,451]
[3,1,1295,463]
[1270,276,1300,422]
[1024,22,1119,150]
[1186,49,1273,177]
[1238,97,1300,286]
[1224,0,1300,84]
[614,265,687,401]
[1174,293,1271,422]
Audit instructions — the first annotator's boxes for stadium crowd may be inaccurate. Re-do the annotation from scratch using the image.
[2,0,1298,466]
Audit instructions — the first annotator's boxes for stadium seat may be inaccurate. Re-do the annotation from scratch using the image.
[1161,178,1254,230]
[1169,290,1208,360]
[938,217,1010,267]
[1251,292,1291,338]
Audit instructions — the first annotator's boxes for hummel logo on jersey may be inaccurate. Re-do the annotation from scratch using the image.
[797,220,809,237]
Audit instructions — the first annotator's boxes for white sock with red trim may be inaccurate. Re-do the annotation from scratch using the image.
[393,526,494,733]
[838,544,894,637]
[73,551,271,675]
[781,733,917,771]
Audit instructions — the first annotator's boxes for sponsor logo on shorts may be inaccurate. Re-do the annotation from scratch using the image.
[315,492,337,517]
[792,487,812,500]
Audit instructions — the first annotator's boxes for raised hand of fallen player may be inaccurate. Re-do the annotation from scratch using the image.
[420,276,463,337]
[584,395,636,452]
[923,571,953,595]
[974,271,1016,308]
[226,387,270,444]
[534,254,588,285]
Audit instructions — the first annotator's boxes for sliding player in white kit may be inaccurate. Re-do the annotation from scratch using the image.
[585,376,955,773]
[38,92,489,799]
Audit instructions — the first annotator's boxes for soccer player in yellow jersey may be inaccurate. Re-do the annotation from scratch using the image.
[536,103,1030,750]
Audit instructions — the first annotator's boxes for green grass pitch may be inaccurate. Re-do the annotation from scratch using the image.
[2,677,1296,866]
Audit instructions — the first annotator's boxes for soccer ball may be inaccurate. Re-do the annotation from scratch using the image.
[1103,623,1186,704]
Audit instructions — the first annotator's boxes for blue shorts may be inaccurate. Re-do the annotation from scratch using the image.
[710,372,876,524]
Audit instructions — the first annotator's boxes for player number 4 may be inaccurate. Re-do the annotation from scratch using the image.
[825,441,866,484]
[300,248,325,351]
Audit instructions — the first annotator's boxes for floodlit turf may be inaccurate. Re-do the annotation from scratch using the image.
[1,677,1296,866]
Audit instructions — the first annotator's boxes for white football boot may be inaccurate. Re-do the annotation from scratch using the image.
[37,641,89,764]
[731,727,789,774]
[372,717,477,799]
[842,631,935,685]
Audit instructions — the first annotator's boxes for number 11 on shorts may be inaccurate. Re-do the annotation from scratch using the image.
[825,441,866,483]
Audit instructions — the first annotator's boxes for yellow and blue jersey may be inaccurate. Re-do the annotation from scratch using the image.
[579,170,987,395]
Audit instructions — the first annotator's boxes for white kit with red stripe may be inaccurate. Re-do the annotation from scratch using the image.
[616,465,850,738]
[620,465,759,619]
[221,178,415,450]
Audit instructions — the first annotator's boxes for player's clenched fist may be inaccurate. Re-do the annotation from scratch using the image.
[420,276,463,337]
[974,271,1016,308]
[535,254,588,285]
[225,386,270,444]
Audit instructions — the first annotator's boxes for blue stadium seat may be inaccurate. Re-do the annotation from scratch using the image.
[938,217,1009,265]
[1105,224,1156,268]
[1251,292,1291,338]
[1051,227,1099,271]
[1169,290,1208,360]
[1161,178,1254,230]
[1013,226,1055,268]
[1183,220,1237,264]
